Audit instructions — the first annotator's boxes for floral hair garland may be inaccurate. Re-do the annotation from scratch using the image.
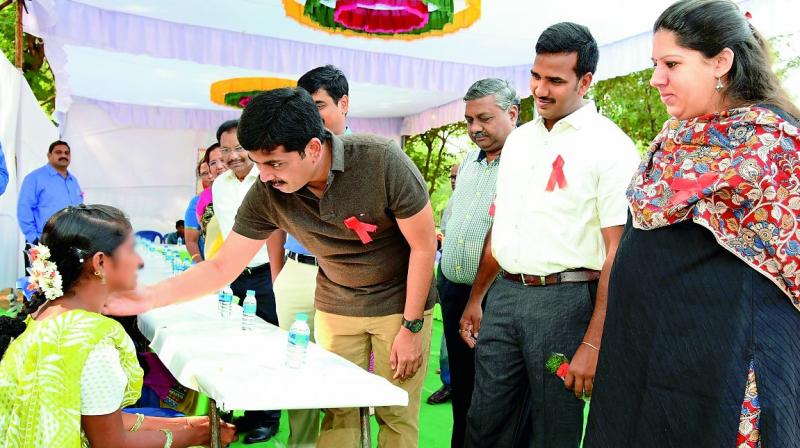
[27,244,64,301]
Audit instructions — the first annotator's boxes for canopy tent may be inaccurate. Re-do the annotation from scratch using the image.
[0,50,59,289]
[5,0,796,282]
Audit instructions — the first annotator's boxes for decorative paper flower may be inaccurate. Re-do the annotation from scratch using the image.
[545,352,590,402]
[283,0,481,40]
[27,244,64,301]
[546,352,570,380]
[210,77,297,109]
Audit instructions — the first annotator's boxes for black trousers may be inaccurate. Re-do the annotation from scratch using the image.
[231,265,278,325]
[466,278,595,448]
[230,264,280,426]
[438,272,476,448]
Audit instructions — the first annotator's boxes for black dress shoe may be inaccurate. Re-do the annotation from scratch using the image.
[427,385,452,405]
[244,424,279,444]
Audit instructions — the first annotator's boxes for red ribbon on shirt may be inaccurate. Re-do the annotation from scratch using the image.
[344,216,378,244]
[545,155,567,192]
[668,173,720,206]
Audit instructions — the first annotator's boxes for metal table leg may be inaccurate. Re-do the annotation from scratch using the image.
[360,407,371,448]
[209,398,221,448]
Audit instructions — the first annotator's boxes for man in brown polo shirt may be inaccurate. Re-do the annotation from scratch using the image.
[107,87,437,447]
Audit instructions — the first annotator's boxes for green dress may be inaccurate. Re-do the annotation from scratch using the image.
[0,309,143,448]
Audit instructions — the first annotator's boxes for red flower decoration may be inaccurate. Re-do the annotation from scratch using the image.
[334,0,429,34]
[239,96,253,108]
[556,362,570,379]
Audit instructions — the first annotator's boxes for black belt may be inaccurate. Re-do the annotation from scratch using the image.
[287,251,318,266]
[240,262,270,277]
[502,269,600,287]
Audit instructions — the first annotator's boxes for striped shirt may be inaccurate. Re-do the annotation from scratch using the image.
[441,149,499,284]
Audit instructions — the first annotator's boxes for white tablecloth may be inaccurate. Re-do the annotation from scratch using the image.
[135,251,409,412]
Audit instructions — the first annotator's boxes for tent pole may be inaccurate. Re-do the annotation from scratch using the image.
[15,0,23,68]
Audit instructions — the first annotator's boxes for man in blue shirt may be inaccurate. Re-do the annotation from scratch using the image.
[0,142,8,196]
[17,140,83,243]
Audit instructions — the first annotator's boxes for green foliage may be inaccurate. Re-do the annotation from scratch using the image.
[0,4,56,115]
[518,95,535,125]
[590,68,669,152]
[403,122,467,224]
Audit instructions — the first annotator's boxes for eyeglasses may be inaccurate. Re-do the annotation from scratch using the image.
[219,145,246,156]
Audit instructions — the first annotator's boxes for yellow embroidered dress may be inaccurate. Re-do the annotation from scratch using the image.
[0,309,143,448]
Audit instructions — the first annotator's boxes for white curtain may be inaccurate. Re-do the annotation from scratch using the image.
[0,51,58,288]
[60,100,214,235]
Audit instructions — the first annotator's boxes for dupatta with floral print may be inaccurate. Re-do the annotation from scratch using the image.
[628,105,800,311]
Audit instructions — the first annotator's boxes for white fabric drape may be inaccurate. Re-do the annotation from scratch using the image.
[0,51,58,288]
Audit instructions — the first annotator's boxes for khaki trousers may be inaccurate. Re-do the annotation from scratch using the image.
[314,309,433,448]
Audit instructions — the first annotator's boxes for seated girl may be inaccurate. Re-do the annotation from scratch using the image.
[0,204,237,447]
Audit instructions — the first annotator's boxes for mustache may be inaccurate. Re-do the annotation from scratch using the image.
[537,96,555,103]
[471,131,488,139]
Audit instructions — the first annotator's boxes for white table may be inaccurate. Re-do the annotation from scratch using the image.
[135,252,408,447]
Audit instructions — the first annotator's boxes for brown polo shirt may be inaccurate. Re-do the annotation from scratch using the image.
[233,132,437,317]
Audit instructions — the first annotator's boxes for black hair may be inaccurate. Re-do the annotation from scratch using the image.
[216,120,239,143]
[175,220,185,228]
[535,22,599,78]
[654,0,800,119]
[48,140,70,154]
[297,65,349,104]
[238,88,327,155]
[0,204,132,359]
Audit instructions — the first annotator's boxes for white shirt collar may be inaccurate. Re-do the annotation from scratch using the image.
[533,101,597,132]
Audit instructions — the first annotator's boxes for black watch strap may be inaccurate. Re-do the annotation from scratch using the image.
[402,317,424,333]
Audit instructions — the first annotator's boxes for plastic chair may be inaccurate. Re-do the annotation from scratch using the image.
[135,230,164,243]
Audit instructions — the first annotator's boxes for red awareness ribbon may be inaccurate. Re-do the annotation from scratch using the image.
[668,173,719,206]
[545,155,568,192]
[344,216,378,244]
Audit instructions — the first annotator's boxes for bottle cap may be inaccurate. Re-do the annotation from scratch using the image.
[246,290,256,297]
[296,313,308,322]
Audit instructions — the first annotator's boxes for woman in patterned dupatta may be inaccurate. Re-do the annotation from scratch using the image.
[0,205,237,447]
[585,1,800,447]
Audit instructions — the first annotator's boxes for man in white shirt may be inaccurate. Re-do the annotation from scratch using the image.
[459,23,640,447]
[213,119,283,444]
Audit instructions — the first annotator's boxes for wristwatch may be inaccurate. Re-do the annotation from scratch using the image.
[402,317,424,333]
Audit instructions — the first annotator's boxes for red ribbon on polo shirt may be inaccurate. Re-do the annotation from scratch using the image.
[545,155,567,192]
[667,173,720,206]
[344,216,378,244]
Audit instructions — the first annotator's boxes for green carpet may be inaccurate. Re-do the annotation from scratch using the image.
[227,315,453,448]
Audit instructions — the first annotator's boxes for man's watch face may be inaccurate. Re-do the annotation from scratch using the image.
[405,319,424,333]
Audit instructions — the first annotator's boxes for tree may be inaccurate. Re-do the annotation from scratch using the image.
[591,68,669,152]
[0,3,56,115]
[403,122,467,224]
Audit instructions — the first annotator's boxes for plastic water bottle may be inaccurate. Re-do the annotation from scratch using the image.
[286,313,311,368]
[242,290,257,331]
[177,236,183,246]
[218,287,233,318]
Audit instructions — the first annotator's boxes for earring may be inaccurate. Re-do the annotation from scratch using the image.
[715,77,724,93]
[94,270,107,285]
